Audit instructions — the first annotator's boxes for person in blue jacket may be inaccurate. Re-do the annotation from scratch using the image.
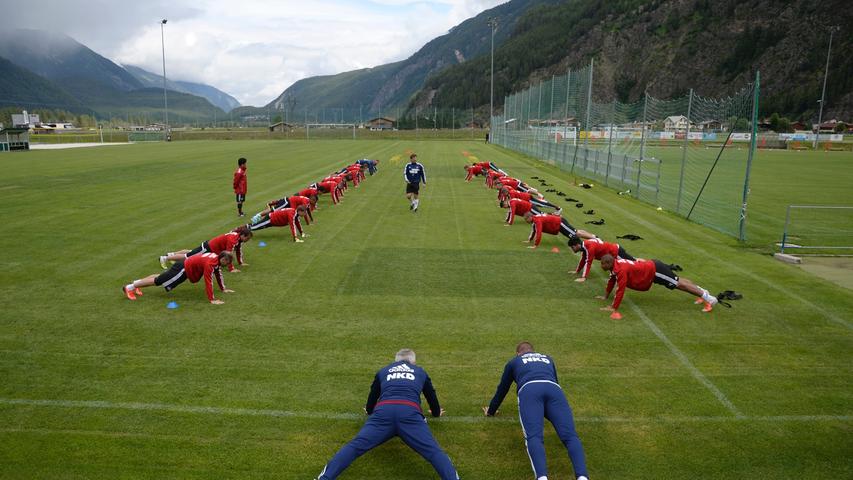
[317,348,459,480]
[404,153,426,212]
[484,341,589,480]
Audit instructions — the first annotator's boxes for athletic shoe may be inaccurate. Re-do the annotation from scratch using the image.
[133,288,144,296]
[159,256,168,269]
[239,213,245,217]
[554,208,562,215]
[409,204,414,210]
[251,213,262,224]
[123,285,137,301]
[294,238,304,243]
[694,297,704,305]
[702,297,718,312]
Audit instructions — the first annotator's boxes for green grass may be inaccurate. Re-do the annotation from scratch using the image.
[0,140,851,479]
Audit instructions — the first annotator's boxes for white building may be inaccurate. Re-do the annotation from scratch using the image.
[663,115,694,132]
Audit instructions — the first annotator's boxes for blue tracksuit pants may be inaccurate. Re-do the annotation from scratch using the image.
[518,381,588,479]
[318,404,458,479]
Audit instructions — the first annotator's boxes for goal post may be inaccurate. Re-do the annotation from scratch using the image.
[306,123,356,140]
[780,205,853,256]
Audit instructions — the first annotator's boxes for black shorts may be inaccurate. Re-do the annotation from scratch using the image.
[236,194,246,203]
[186,241,211,258]
[617,246,635,261]
[653,260,679,289]
[406,182,420,194]
[154,261,187,291]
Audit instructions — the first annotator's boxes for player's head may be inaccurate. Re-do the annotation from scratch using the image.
[499,199,509,209]
[218,251,234,267]
[237,157,247,167]
[409,153,417,162]
[296,204,309,218]
[395,348,416,364]
[600,254,615,271]
[234,225,253,241]
[567,235,583,252]
[516,342,534,355]
[523,211,535,223]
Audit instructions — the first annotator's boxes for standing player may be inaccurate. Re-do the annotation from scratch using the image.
[122,251,234,304]
[233,157,248,217]
[404,153,427,212]
[484,341,589,480]
[316,349,459,480]
[597,254,719,317]
[568,236,634,282]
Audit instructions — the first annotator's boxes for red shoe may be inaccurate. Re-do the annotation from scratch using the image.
[133,288,144,296]
[123,286,137,301]
[610,311,623,320]
[694,297,704,305]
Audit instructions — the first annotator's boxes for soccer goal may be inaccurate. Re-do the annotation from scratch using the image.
[306,123,356,140]
[779,205,853,256]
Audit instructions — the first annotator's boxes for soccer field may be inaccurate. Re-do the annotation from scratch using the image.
[0,140,851,479]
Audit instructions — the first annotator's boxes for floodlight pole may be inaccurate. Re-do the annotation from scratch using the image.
[813,26,838,149]
[160,19,169,132]
[488,17,497,138]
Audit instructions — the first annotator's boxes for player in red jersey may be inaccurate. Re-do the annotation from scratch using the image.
[233,157,248,217]
[502,198,539,225]
[568,236,634,282]
[523,212,594,248]
[123,251,234,304]
[315,181,342,205]
[296,187,320,210]
[249,205,309,242]
[159,226,253,272]
[597,255,719,316]
[486,169,506,188]
[253,195,315,224]
[464,164,484,182]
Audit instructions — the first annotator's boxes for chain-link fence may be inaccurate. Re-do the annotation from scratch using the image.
[491,60,760,241]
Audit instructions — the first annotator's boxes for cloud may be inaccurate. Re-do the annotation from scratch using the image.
[1,0,506,106]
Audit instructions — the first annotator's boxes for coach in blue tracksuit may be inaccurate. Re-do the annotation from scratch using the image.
[404,153,426,212]
[356,158,378,175]
[317,349,459,480]
[484,342,589,480]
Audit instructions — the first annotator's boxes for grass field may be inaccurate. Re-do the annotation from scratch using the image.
[0,140,851,479]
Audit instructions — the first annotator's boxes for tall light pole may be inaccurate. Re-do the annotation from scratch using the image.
[814,26,839,148]
[488,17,498,135]
[160,19,169,131]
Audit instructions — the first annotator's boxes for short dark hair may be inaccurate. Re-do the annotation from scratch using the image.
[218,251,234,263]
[233,225,252,238]
[516,341,534,354]
[238,157,247,166]
[567,236,582,247]
[410,153,417,159]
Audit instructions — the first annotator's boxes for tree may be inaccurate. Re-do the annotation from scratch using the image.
[835,122,847,133]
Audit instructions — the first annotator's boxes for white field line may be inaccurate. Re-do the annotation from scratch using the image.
[625,297,744,417]
[0,398,849,425]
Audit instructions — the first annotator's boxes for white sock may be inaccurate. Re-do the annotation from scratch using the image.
[701,289,713,302]
[125,283,135,291]
[414,199,419,208]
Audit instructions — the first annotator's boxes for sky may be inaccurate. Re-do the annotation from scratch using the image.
[2,0,506,106]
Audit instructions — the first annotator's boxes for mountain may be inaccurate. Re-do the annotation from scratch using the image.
[416,0,853,120]
[0,56,85,111]
[124,65,241,112]
[263,0,561,116]
[0,29,226,124]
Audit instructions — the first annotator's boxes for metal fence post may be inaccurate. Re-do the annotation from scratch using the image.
[605,100,615,186]
[676,88,693,214]
[549,75,556,144]
[780,204,792,254]
[655,158,662,205]
[636,91,648,198]
[583,58,594,173]
[739,71,760,242]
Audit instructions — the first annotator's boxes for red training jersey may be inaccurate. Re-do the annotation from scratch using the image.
[575,238,620,278]
[507,198,533,225]
[531,214,562,246]
[605,259,656,310]
[510,190,532,201]
[233,166,247,194]
[297,187,318,198]
[184,252,226,302]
